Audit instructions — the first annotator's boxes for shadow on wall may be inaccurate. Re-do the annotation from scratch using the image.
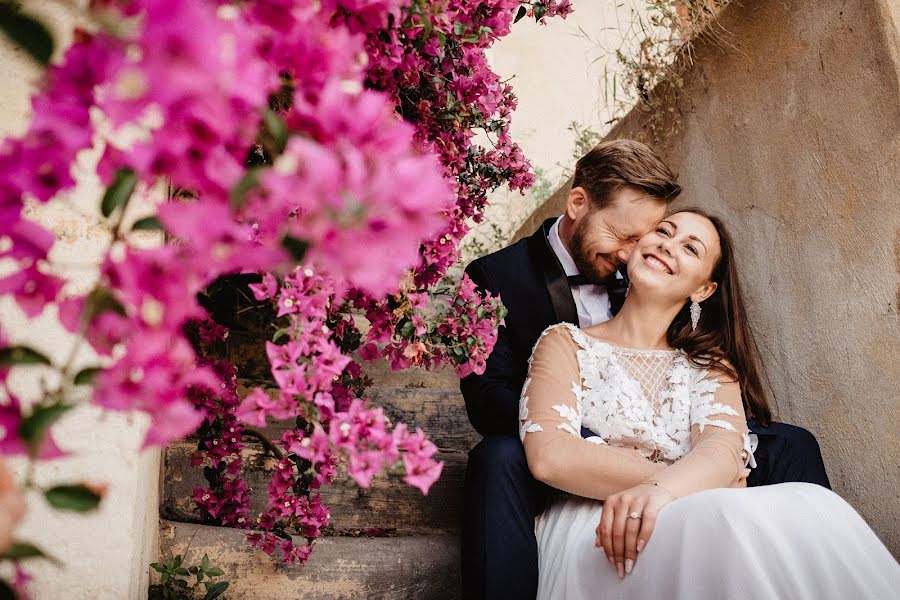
[516,0,900,557]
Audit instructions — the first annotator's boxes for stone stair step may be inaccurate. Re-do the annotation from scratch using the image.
[157,520,461,600]
[162,444,466,533]
[235,380,478,453]
[221,329,461,389]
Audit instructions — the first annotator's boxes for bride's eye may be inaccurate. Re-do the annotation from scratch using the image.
[685,244,699,256]
[656,227,670,236]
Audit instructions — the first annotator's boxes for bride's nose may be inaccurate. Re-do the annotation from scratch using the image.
[658,239,675,256]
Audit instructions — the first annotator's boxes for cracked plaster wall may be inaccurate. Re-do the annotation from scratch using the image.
[519,0,900,556]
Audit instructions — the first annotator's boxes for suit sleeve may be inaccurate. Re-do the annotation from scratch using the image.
[459,259,522,437]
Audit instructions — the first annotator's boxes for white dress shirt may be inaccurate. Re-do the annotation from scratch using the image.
[547,217,613,328]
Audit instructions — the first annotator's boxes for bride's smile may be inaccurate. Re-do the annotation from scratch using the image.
[642,253,672,274]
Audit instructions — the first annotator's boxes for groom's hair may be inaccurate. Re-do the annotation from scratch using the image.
[573,139,681,209]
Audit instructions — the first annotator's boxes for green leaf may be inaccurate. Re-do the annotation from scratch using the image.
[131,216,163,231]
[0,541,61,565]
[173,555,183,569]
[173,567,189,577]
[45,484,102,512]
[264,110,288,154]
[513,6,527,23]
[453,20,465,35]
[229,169,259,209]
[204,581,229,600]
[281,235,309,262]
[18,402,72,456]
[533,3,547,21]
[398,319,415,339]
[420,14,433,39]
[0,346,51,367]
[200,554,209,570]
[83,287,126,321]
[150,562,167,573]
[0,3,54,65]
[73,366,101,385]
[205,567,223,577]
[101,168,137,218]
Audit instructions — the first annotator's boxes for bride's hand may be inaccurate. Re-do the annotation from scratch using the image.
[594,481,674,579]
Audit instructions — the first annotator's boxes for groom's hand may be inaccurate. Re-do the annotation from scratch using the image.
[595,481,673,579]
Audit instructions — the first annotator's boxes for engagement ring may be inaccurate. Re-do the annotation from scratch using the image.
[628,511,641,519]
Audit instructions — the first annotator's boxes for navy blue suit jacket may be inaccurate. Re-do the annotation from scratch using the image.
[460,218,627,437]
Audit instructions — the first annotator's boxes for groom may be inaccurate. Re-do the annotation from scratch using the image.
[459,139,831,600]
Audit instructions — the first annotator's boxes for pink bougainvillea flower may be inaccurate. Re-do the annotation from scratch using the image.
[0,264,65,318]
[0,395,69,459]
[235,387,272,427]
[248,272,279,301]
[347,449,384,488]
[141,400,206,449]
[1,217,55,261]
[402,453,444,495]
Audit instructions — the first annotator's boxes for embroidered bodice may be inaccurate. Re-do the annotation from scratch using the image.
[519,323,754,500]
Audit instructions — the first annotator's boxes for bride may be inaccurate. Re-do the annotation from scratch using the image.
[519,209,899,599]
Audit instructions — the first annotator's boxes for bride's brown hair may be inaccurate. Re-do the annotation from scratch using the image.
[665,208,773,425]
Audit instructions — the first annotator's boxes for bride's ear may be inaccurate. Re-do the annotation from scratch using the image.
[690,281,717,304]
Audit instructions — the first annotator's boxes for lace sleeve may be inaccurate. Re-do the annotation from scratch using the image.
[519,325,662,500]
[650,371,750,498]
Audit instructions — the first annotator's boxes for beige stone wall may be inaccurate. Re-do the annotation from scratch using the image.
[520,0,900,555]
[463,0,652,260]
[1,2,160,597]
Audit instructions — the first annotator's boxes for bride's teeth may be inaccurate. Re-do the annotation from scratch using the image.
[645,256,670,273]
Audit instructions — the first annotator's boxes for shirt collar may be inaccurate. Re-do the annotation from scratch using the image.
[548,216,580,276]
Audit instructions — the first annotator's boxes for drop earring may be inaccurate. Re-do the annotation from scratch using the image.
[625,281,631,297]
[690,301,701,330]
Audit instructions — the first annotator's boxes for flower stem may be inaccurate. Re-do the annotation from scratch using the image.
[242,427,284,461]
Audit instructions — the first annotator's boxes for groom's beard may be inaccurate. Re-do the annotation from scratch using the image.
[570,227,621,285]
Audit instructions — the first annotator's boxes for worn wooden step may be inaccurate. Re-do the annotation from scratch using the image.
[163,444,466,533]
[234,380,478,453]
[221,329,461,389]
[156,520,461,600]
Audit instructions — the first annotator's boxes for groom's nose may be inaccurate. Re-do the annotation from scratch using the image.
[616,241,636,263]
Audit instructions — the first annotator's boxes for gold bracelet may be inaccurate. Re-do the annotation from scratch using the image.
[641,480,675,497]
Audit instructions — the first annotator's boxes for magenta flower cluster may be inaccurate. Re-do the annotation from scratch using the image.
[0,0,572,572]
[227,267,444,562]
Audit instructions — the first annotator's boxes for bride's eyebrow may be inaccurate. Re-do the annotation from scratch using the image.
[661,220,708,253]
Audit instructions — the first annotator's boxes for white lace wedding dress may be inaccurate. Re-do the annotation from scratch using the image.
[520,323,899,599]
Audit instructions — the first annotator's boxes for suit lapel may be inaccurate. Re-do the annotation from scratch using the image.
[609,271,629,316]
[527,218,578,325]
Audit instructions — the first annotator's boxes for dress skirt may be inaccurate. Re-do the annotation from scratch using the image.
[535,482,900,599]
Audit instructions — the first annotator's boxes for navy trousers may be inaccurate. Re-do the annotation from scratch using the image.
[460,421,830,600]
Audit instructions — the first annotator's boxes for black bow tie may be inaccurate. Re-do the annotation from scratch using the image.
[566,274,590,287]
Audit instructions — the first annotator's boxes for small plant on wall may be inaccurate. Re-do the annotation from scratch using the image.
[149,554,229,600]
[599,0,732,145]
